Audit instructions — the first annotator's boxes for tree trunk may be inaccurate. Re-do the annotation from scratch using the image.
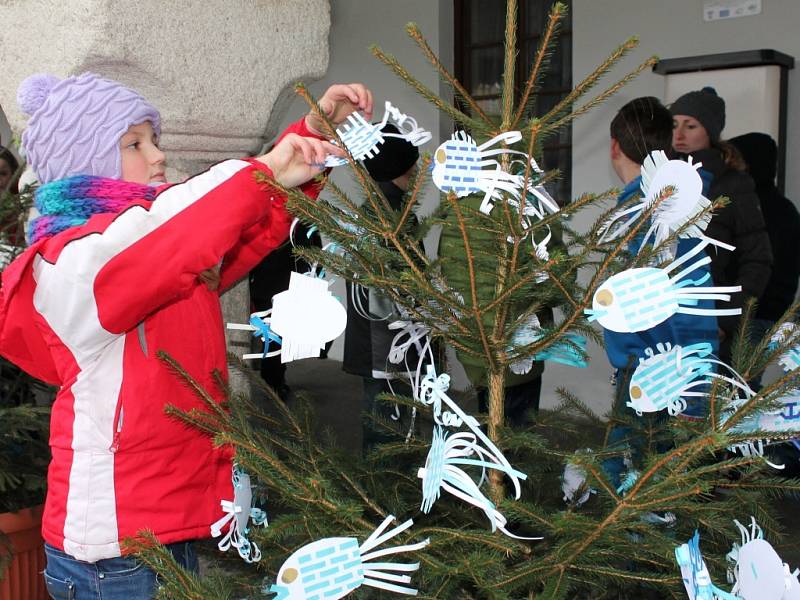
[486,369,506,502]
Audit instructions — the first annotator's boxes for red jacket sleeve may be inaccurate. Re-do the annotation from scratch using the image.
[86,159,281,334]
[218,116,328,292]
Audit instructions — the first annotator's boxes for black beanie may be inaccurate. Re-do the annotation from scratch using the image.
[669,86,726,142]
[361,123,419,182]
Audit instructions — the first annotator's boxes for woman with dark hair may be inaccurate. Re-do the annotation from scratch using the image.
[670,87,773,361]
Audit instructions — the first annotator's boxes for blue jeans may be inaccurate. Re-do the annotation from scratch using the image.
[43,541,198,600]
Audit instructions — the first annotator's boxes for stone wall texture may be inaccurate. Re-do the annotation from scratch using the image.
[0,0,331,388]
[0,0,331,174]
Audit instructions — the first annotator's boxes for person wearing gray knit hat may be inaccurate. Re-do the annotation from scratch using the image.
[669,86,773,365]
[670,86,726,151]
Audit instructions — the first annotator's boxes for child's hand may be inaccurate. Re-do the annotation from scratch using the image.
[305,83,374,136]
[257,133,344,188]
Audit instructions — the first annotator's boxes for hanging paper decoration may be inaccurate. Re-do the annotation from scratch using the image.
[675,531,739,600]
[585,238,741,333]
[418,425,539,540]
[269,271,347,362]
[324,101,431,167]
[387,319,431,368]
[626,342,753,417]
[268,515,429,600]
[507,313,588,375]
[726,517,800,600]
[770,323,800,373]
[600,151,711,254]
[227,312,283,361]
[718,389,800,469]
[413,364,536,539]
[210,465,267,563]
[561,461,595,507]
[431,130,555,215]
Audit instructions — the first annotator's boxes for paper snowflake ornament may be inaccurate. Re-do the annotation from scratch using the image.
[431,130,554,215]
[726,518,800,600]
[600,151,711,255]
[418,426,538,540]
[626,342,753,417]
[585,238,741,333]
[268,516,429,600]
[507,313,587,375]
[324,101,431,167]
[675,531,739,600]
[269,271,347,362]
[210,466,267,563]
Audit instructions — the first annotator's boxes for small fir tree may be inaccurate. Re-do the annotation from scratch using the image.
[120,2,800,598]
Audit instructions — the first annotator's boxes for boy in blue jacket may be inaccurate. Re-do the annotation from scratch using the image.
[603,97,719,486]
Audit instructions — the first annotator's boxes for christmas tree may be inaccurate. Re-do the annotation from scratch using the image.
[126,2,800,598]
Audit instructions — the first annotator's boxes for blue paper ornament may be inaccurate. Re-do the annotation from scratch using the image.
[627,342,754,417]
[268,516,429,600]
[324,101,430,167]
[724,517,800,600]
[507,313,587,375]
[675,530,739,600]
[585,239,741,333]
[431,130,554,215]
[418,426,538,540]
[210,465,267,563]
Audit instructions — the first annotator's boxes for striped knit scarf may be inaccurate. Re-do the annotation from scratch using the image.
[28,175,156,244]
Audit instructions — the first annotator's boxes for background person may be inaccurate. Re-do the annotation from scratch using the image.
[670,87,773,362]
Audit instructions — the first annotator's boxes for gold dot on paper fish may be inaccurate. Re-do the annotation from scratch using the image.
[282,568,299,583]
[436,149,447,163]
[596,289,613,306]
[630,385,642,400]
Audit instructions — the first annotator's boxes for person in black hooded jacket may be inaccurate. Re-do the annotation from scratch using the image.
[670,88,773,361]
[728,132,800,324]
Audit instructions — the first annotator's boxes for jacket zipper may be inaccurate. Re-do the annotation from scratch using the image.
[110,405,124,453]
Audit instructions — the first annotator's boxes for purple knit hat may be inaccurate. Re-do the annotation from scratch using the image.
[18,73,161,184]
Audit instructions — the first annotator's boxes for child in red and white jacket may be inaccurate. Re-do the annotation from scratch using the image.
[0,72,372,598]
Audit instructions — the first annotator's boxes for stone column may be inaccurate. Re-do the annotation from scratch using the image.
[0,0,331,392]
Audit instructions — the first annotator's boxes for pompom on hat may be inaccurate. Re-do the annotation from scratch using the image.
[18,72,161,184]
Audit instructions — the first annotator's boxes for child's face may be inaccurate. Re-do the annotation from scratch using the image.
[120,121,166,185]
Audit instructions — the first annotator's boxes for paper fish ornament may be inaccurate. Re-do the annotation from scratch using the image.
[726,517,800,600]
[507,313,588,375]
[585,238,741,333]
[600,151,711,253]
[419,426,538,540]
[626,342,753,417]
[269,271,347,362]
[210,466,267,563]
[431,130,554,215]
[675,531,739,600]
[268,516,429,600]
[324,101,431,167]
